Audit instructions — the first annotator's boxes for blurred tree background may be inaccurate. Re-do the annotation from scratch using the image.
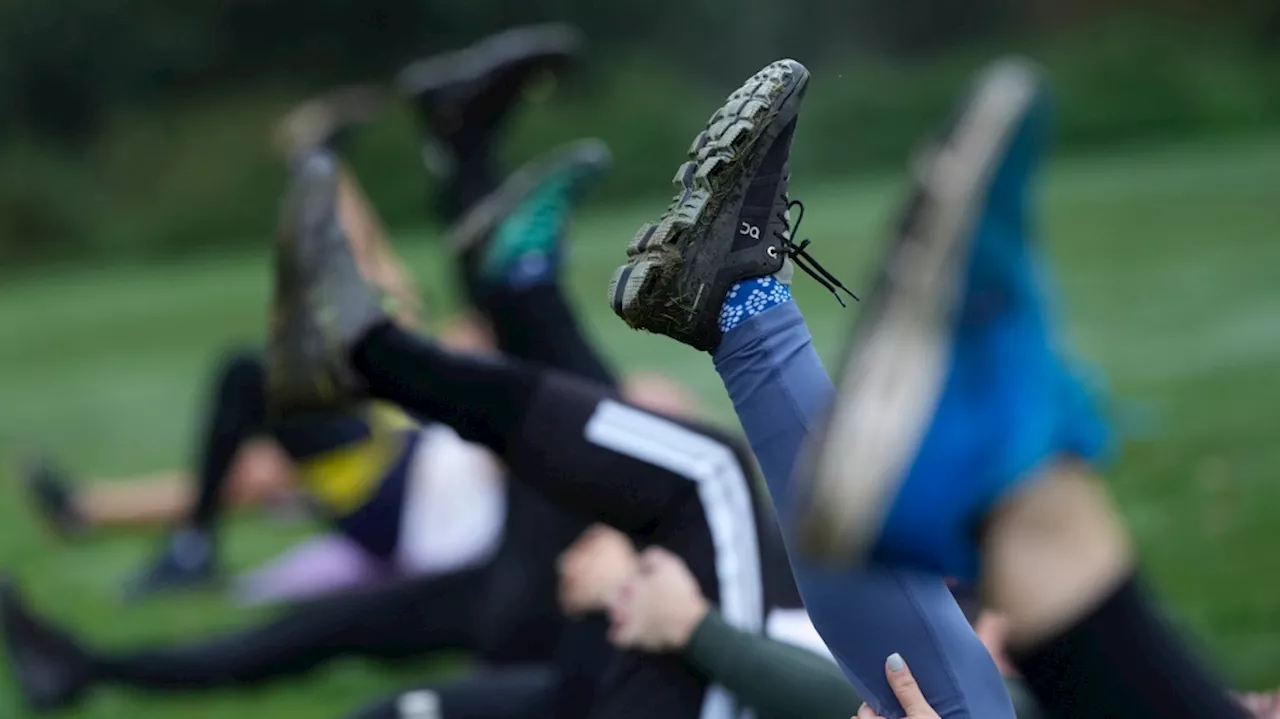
[0,0,1276,264]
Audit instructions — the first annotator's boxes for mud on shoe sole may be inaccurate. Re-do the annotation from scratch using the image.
[608,60,807,344]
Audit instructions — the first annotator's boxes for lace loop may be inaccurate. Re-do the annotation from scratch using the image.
[774,199,859,307]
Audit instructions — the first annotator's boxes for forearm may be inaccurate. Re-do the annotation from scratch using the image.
[682,611,861,719]
[683,610,1043,719]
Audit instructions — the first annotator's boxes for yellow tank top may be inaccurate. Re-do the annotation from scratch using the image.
[294,402,418,516]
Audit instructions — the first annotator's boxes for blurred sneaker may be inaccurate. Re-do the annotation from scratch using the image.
[793,58,1109,579]
[1,578,92,713]
[396,24,583,178]
[268,149,387,414]
[121,526,219,602]
[609,59,853,352]
[449,138,611,290]
[15,454,85,539]
[274,84,388,160]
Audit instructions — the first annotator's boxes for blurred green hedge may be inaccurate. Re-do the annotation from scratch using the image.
[2,23,1277,266]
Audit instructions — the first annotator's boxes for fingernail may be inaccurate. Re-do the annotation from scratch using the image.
[887,653,905,672]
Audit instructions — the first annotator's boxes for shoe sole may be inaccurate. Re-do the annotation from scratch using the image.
[608,59,808,335]
[270,151,348,411]
[396,23,583,98]
[794,58,1043,564]
[446,138,612,255]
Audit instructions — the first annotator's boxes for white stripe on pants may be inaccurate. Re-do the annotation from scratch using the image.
[585,399,762,719]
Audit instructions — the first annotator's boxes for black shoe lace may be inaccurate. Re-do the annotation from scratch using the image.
[776,199,859,307]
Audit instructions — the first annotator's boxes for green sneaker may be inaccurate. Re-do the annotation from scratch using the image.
[608,59,852,352]
[268,150,387,414]
[449,138,610,288]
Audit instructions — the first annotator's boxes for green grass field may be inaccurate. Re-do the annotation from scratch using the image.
[1,135,1278,717]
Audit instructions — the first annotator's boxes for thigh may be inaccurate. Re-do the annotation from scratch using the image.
[794,561,1015,719]
[473,533,566,663]
[544,616,614,719]
[475,481,585,665]
[511,373,762,536]
[507,373,695,533]
[588,652,713,719]
[511,373,769,719]
[590,499,777,719]
[336,567,492,660]
[518,374,768,634]
[584,452,763,719]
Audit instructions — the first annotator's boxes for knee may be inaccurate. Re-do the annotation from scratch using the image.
[214,349,266,391]
[227,439,296,503]
[209,349,268,419]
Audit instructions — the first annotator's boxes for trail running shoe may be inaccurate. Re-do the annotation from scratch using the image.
[16,454,85,539]
[793,58,1109,579]
[398,24,582,177]
[609,59,852,352]
[268,149,387,415]
[0,579,93,713]
[121,527,219,602]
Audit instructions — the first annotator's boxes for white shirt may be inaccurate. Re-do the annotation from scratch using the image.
[396,424,507,574]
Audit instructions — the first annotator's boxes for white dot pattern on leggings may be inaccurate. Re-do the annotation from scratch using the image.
[718,275,792,335]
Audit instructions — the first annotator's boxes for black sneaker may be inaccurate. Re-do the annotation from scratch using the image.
[396,23,583,176]
[274,84,387,161]
[609,59,853,352]
[268,149,388,415]
[0,578,92,713]
[16,454,85,539]
[121,527,219,602]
